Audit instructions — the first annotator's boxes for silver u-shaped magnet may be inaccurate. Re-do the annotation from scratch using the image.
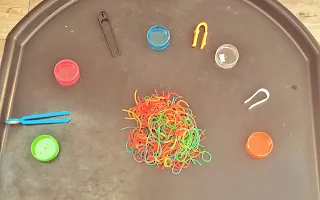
[244,88,270,110]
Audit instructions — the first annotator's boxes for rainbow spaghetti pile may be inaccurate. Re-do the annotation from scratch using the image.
[122,90,211,174]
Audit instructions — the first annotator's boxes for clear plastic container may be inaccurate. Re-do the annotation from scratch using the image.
[215,44,239,69]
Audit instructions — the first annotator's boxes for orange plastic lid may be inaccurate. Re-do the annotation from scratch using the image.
[246,132,273,158]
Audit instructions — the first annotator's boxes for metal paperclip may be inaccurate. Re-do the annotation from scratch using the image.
[244,88,270,110]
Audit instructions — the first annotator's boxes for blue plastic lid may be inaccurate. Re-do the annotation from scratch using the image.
[147,25,170,51]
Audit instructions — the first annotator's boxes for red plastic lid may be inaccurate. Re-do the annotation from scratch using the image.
[54,59,80,86]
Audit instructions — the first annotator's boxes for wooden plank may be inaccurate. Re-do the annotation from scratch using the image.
[29,0,42,11]
[0,39,5,62]
[278,0,320,42]
[0,0,29,40]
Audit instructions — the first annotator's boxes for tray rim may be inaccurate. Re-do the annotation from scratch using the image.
[0,0,320,196]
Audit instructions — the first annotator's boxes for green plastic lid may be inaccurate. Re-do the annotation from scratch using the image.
[31,135,59,162]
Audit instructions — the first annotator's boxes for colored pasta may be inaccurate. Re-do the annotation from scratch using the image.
[122,90,211,174]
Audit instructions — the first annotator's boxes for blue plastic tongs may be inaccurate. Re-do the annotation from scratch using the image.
[5,111,72,125]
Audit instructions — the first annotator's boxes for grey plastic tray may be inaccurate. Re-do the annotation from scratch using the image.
[0,0,320,199]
